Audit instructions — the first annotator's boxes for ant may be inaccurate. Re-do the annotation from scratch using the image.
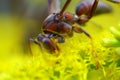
[30,0,99,53]
[29,0,120,69]
[30,0,120,53]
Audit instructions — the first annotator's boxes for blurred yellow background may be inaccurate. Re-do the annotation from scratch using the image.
[0,0,120,80]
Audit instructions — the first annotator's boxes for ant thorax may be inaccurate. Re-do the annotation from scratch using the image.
[61,12,79,24]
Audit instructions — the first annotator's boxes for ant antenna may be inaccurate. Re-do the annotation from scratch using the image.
[60,0,71,15]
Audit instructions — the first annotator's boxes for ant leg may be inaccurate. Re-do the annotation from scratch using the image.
[48,34,65,43]
[57,36,65,43]
[43,29,65,43]
[60,0,71,15]
[77,0,99,24]
[87,0,99,19]
[73,26,99,69]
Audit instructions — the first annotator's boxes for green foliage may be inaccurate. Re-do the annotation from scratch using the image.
[103,25,120,47]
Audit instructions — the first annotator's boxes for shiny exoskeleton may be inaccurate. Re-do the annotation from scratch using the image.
[30,0,99,53]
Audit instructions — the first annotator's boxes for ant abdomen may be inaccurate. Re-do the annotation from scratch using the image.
[76,0,113,16]
[95,1,113,15]
[75,0,94,16]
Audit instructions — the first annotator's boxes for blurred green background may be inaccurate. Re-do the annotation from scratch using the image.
[0,0,120,80]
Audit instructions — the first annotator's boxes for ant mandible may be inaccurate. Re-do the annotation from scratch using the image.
[30,0,99,53]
